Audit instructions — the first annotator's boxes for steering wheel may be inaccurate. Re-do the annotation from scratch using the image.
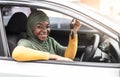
[80,34,100,61]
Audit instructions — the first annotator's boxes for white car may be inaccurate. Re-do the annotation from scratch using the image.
[0,0,120,77]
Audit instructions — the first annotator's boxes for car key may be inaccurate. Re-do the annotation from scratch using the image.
[70,22,74,39]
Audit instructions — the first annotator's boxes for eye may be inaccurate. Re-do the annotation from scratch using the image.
[36,25,42,29]
[46,25,50,28]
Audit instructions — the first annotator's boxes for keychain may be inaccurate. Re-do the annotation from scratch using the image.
[70,20,75,39]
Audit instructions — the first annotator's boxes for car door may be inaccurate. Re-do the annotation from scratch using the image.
[0,0,119,77]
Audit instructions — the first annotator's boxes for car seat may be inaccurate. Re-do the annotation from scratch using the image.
[6,12,27,55]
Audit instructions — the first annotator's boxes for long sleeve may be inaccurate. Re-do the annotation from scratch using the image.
[64,34,78,59]
[12,46,50,61]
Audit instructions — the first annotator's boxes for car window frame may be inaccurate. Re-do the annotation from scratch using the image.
[0,7,10,57]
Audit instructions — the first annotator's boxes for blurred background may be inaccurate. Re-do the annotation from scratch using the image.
[68,0,120,20]
[3,0,120,25]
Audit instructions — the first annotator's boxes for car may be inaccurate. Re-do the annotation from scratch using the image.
[0,0,120,77]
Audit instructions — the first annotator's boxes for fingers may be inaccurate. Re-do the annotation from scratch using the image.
[70,18,81,34]
[71,19,81,26]
[75,20,81,27]
[57,57,73,62]
[71,19,76,24]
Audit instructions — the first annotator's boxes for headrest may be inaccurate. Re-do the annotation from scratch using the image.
[6,12,27,34]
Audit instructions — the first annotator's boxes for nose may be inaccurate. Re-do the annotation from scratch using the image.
[40,28,48,33]
[42,27,48,30]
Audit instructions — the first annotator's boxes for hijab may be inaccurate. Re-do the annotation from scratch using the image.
[26,10,52,52]
[27,11,50,39]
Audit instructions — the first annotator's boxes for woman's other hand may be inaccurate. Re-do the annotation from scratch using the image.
[49,54,73,62]
[71,19,81,34]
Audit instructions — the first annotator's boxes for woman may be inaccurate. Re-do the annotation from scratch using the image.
[12,11,81,61]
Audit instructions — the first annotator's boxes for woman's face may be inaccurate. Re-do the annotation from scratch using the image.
[33,21,50,41]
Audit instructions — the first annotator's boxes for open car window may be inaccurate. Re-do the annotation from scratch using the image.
[1,5,120,64]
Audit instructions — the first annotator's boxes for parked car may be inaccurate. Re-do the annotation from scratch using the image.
[0,0,120,77]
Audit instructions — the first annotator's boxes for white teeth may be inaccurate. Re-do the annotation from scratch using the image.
[39,34,47,37]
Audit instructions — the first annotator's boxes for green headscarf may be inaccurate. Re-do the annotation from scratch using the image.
[27,11,50,39]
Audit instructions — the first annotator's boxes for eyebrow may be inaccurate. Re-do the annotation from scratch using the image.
[36,23,50,27]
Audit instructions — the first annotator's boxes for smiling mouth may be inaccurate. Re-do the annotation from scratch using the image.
[40,34,47,37]
[39,34,48,38]
[37,34,48,41]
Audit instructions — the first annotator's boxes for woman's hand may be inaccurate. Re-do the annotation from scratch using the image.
[71,19,81,34]
[56,56,73,62]
[49,54,73,62]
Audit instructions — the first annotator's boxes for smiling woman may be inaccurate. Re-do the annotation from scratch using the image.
[12,10,81,62]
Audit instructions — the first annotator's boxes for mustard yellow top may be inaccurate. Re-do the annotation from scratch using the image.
[12,34,78,61]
